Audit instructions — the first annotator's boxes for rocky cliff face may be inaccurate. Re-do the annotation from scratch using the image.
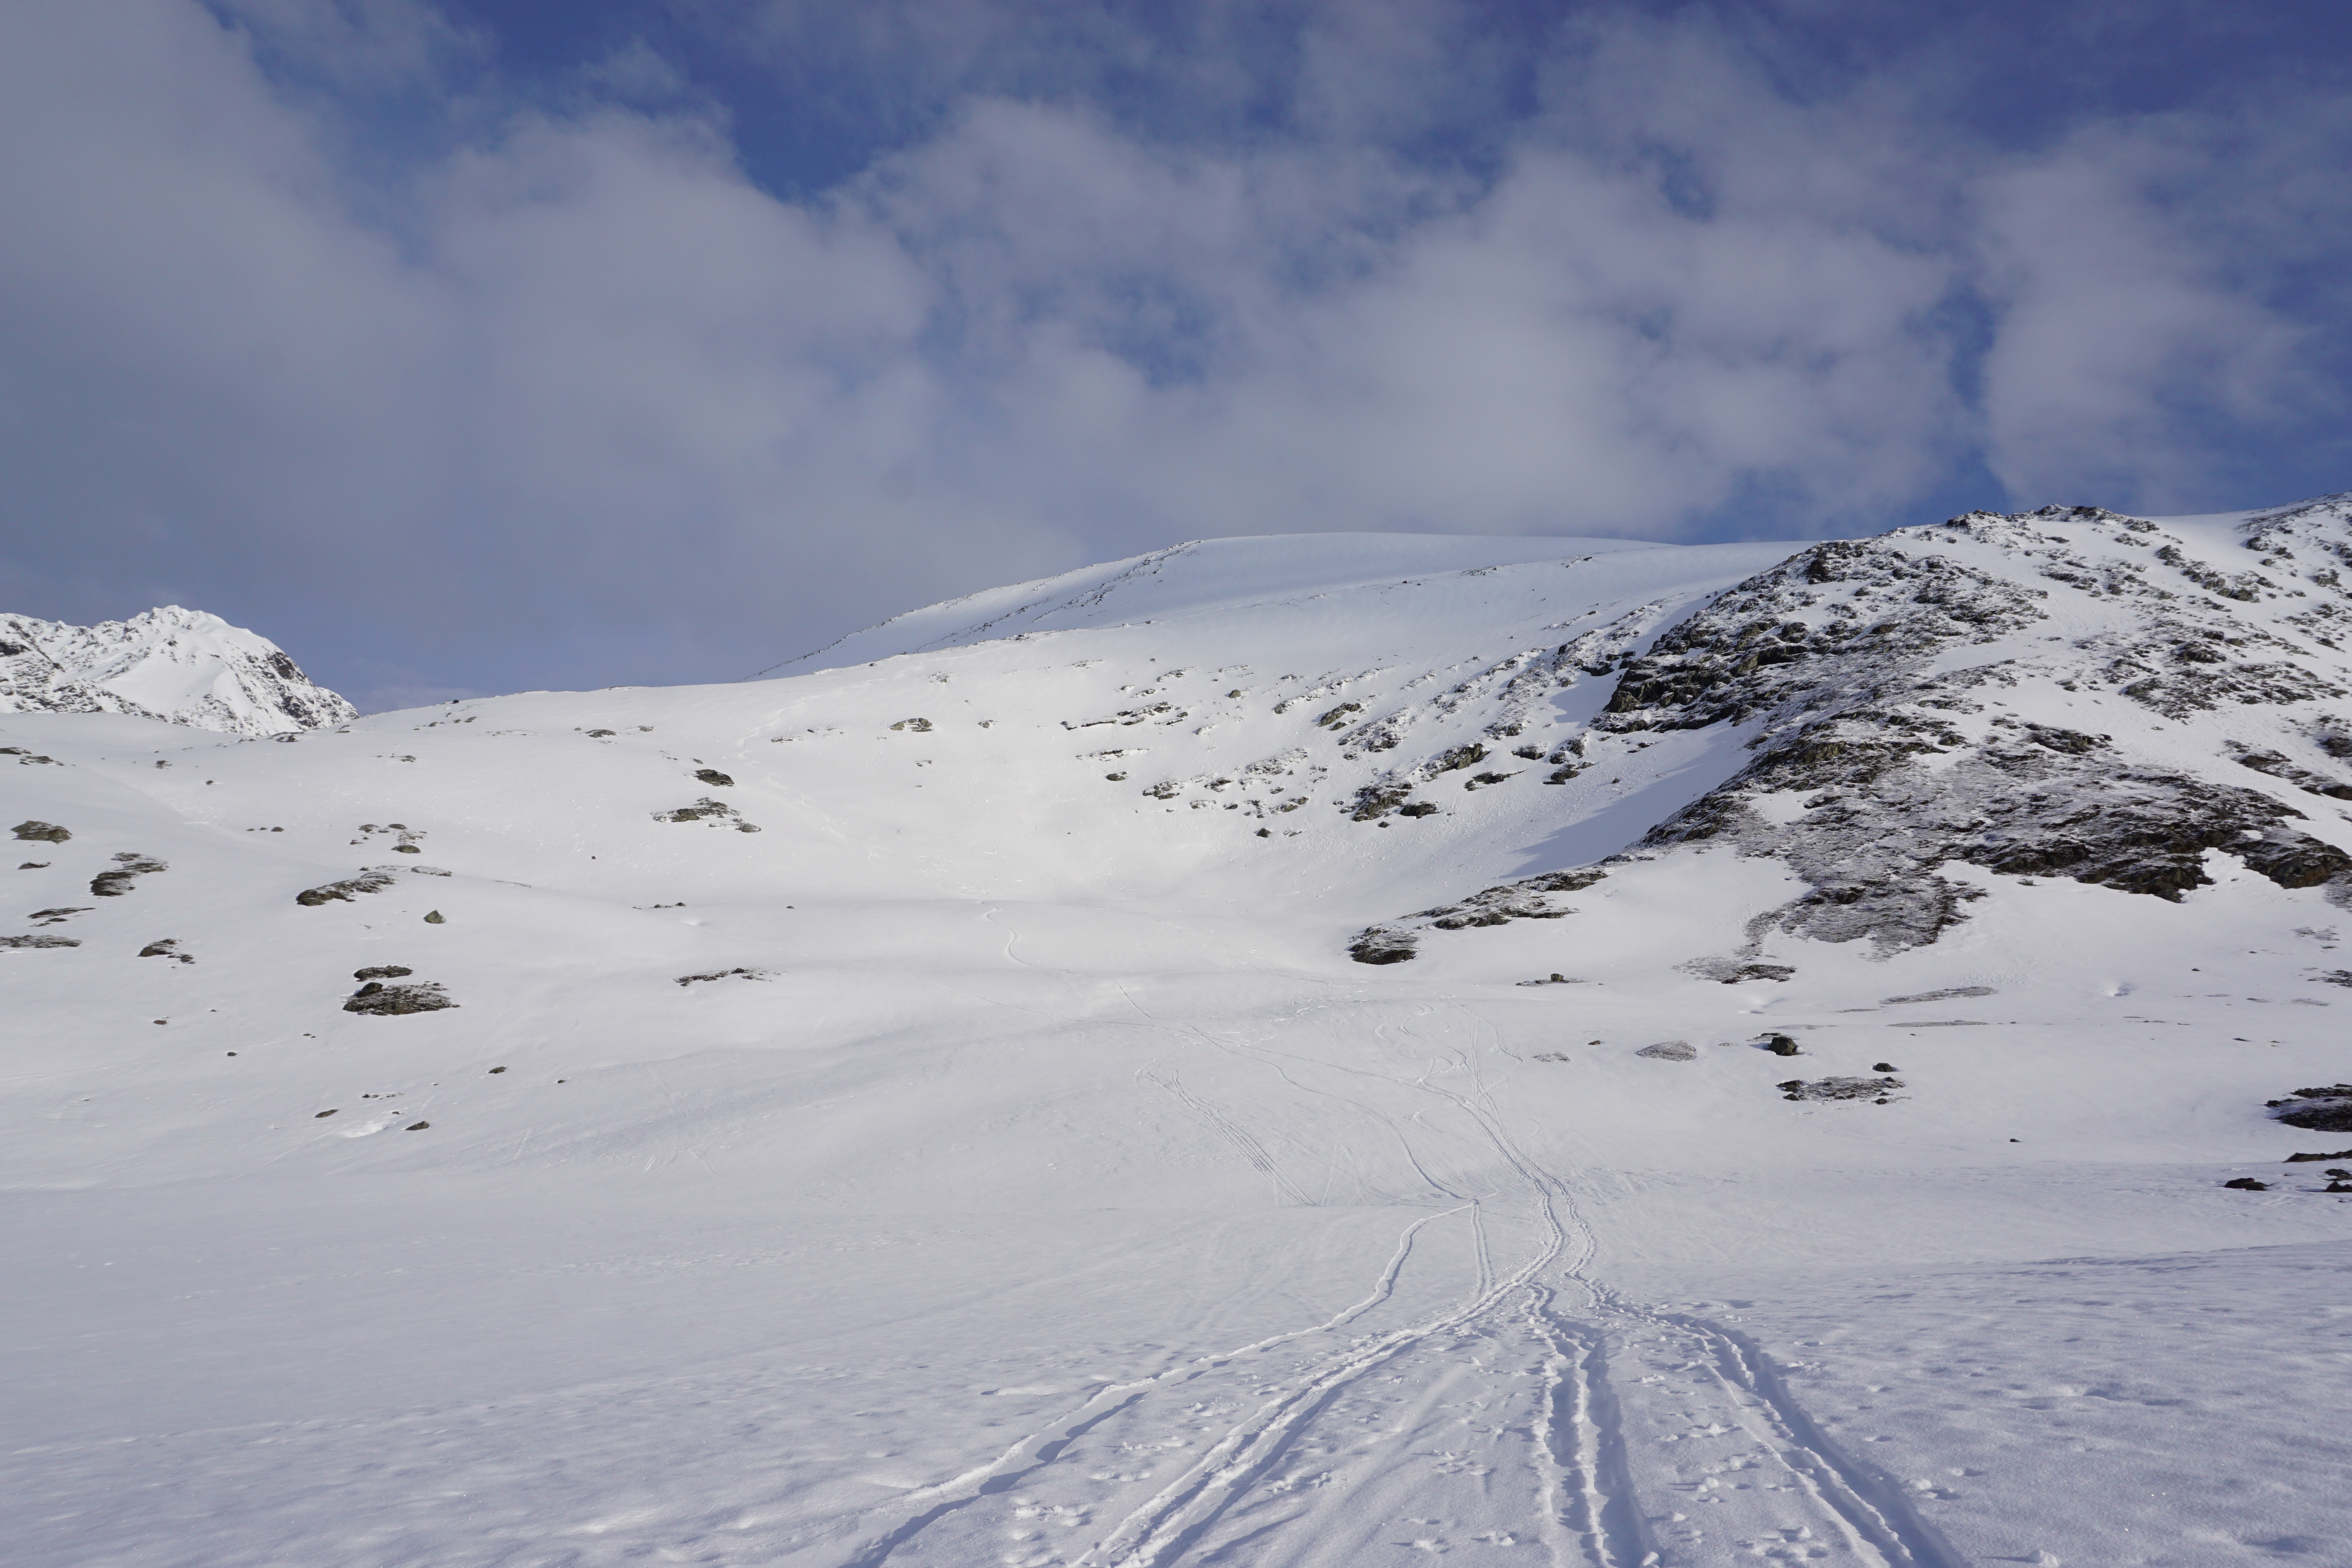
[1358,495,2352,964]
[0,606,354,735]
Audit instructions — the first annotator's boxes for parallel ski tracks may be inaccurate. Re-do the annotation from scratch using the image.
[1071,1189,1573,1568]
[815,1001,1961,1567]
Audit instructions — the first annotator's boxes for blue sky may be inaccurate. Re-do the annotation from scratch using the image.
[3,0,2349,709]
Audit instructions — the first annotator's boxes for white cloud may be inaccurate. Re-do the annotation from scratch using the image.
[1974,120,2319,511]
[210,0,483,90]
[0,0,2345,703]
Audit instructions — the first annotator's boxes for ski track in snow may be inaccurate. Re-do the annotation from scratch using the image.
[806,998,1960,1568]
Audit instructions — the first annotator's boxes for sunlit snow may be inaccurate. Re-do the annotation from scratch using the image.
[6,516,2352,1567]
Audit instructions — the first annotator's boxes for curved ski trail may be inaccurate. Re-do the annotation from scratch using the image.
[806,1003,1960,1568]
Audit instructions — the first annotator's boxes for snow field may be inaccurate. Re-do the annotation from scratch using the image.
[7,521,2352,1564]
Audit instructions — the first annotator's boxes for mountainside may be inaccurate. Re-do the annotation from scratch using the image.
[6,510,2352,1568]
[0,604,354,735]
[1354,494,2352,971]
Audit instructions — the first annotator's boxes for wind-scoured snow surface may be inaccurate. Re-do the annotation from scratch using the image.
[0,604,356,735]
[6,516,2352,1568]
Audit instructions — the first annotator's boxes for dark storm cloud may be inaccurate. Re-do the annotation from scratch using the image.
[1,0,2347,709]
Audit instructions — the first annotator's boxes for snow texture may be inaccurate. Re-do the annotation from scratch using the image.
[6,508,2352,1568]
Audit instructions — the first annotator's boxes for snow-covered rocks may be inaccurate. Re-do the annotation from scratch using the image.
[88,852,166,897]
[294,870,397,906]
[0,605,353,735]
[652,795,759,830]
[1369,494,2352,968]
[343,979,456,1015]
[1778,1073,1904,1102]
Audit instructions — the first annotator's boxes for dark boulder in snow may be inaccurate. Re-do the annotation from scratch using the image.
[1635,1041,1697,1061]
[2268,1085,2352,1132]
[1348,927,1418,964]
[90,853,166,897]
[344,980,456,1015]
[297,871,397,906]
[12,820,69,843]
[677,967,769,985]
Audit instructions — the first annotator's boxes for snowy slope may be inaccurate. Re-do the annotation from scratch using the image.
[5,512,2352,1568]
[0,604,354,735]
[754,532,1670,673]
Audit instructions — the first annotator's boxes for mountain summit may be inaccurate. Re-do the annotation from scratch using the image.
[0,605,354,735]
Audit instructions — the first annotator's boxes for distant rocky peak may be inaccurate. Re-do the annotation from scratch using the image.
[0,605,354,736]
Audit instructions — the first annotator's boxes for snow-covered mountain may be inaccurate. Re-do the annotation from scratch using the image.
[0,604,354,735]
[5,506,2352,1568]
[1353,495,2352,970]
